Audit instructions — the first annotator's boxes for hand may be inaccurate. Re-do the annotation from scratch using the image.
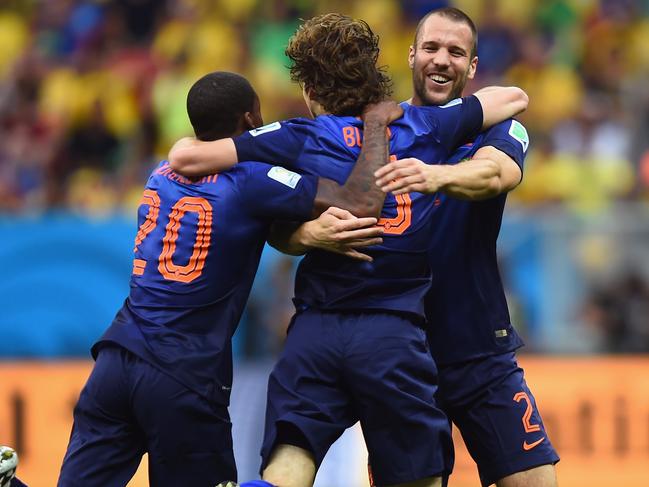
[375,158,441,194]
[300,207,383,262]
[362,100,403,125]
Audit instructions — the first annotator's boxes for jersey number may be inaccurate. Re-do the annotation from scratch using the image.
[377,194,412,235]
[132,189,212,283]
[377,155,412,235]
[513,391,542,433]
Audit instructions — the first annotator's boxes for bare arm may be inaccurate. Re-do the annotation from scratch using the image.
[375,145,522,200]
[269,101,402,259]
[474,87,529,130]
[310,103,399,218]
[168,137,238,176]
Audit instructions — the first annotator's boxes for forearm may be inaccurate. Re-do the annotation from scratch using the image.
[312,119,390,218]
[267,209,384,262]
[435,159,503,200]
[268,221,308,255]
[168,137,238,177]
[376,146,522,198]
[474,87,528,129]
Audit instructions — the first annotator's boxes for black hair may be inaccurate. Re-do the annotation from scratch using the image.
[414,7,478,58]
[186,71,257,141]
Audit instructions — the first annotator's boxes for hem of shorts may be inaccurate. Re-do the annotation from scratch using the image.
[260,418,320,475]
[480,454,560,487]
[436,345,525,368]
[372,467,449,487]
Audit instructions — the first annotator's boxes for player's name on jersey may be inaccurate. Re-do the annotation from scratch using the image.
[156,162,218,185]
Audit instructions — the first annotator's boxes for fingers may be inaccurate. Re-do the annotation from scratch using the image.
[362,101,403,124]
[341,249,374,262]
[379,176,422,194]
[375,158,417,177]
[375,161,420,187]
[375,166,417,186]
[333,217,381,233]
[323,206,355,219]
[343,237,383,248]
[335,227,384,241]
[374,163,394,179]
[328,244,375,262]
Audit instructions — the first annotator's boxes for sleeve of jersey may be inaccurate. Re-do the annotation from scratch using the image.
[436,95,484,152]
[238,163,317,221]
[480,119,529,175]
[232,119,310,171]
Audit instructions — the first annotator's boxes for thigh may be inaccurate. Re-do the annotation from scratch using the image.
[261,311,356,473]
[58,346,145,487]
[130,361,236,487]
[439,353,560,487]
[346,313,452,486]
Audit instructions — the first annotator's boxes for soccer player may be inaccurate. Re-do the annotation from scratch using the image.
[372,8,560,487]
[56,71,400,487]
[169,13,528,487]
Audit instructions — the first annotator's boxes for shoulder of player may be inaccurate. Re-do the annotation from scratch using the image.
[397,103,443,131]
[277,116,321,131]
[480,118,529,152]
[243,117,317,139]
[400,98,471,126]
[233,161,305,190]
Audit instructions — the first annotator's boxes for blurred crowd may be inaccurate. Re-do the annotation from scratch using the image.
[2,0,649,215]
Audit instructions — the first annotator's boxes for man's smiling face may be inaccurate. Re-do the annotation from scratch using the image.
[409,14,478,106]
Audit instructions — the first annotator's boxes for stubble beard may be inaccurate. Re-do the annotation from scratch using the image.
[414,66,470,107]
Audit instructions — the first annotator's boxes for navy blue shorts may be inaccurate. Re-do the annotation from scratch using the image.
[57,345,236,487]
[261,309,452,486]
[437,352,559,486]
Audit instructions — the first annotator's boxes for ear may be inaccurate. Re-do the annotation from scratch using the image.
[467,55,478,80]
[243,111,257,130]
[408,45,415,69]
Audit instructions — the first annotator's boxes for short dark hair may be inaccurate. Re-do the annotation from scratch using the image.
[187,71,257,141]
[286,13,392,116]
[414,7,478,58]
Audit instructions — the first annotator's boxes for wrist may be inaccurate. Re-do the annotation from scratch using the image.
[295,221,316,248]
[427,164,453,193]
[362,115,389,127]
[439,165,455,188]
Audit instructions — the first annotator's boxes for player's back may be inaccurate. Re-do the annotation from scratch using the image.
[95,160,316,404]
[233,96,484,320]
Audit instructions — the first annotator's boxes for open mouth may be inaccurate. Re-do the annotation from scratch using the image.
[428,74,451,86]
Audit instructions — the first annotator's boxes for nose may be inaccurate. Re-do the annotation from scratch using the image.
[432,48,451,68]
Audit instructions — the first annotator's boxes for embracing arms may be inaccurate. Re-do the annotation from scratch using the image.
[474,86,528,130]
[375,145,522,200]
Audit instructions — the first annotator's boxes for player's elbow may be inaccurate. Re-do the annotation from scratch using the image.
[509,87,529,115]
[168,149,199,176]
[267,236,305,256]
